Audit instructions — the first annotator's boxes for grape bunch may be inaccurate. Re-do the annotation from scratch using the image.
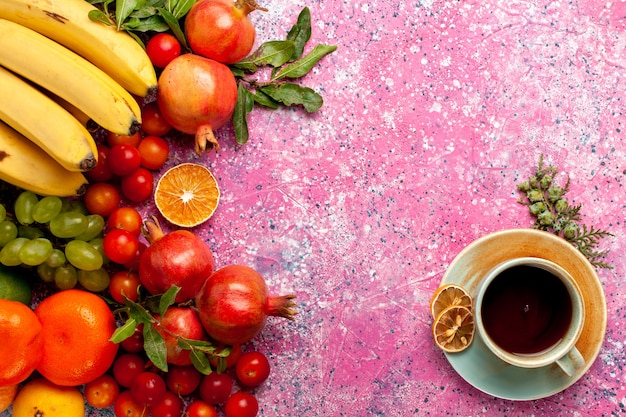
[0,191,110,291]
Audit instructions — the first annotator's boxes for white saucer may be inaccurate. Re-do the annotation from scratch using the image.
[440,228,607,401]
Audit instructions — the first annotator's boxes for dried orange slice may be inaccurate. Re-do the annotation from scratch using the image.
[154,163,220,228]
[430,283,472,319]
[432,305,475,353]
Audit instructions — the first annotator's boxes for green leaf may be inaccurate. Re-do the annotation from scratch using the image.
[170,0,195,19]
[122,15,169,32]
[190,350,212,375]
[259,83,324,112]
[157,7,188,48]
[229,67,246,78]
[252,89,280,109]
[272,44,337,81]
[232,41,296,72]
[125,297,154,324]
[177,337,219,353]
[116,0,143,30]
[129,5,159,18]
[158,286,180,315]
[286,7,312,61]
[214,357,227,373]
[109,317,138,343]
[87,9,113,25]
[143,324,168,372]
[233,83,254,145]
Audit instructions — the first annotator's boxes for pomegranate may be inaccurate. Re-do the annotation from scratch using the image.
[139,216,215,303]
[155,307,209,366]
[157,54,237,154]
[194,265,297,345]
[185,0,267,64]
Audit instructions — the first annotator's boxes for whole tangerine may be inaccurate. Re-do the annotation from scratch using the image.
[34,289,119,386]
[0,298,42,386]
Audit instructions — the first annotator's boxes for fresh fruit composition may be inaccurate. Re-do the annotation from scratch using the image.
[0,0,338,414]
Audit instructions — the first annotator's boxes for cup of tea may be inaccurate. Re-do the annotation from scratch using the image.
[475,257,585,376]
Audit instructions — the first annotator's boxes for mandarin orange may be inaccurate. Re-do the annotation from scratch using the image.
[34,289,119,386]
[0,299,42,386]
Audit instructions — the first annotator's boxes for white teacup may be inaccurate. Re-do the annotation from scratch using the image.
[475,257,585,376]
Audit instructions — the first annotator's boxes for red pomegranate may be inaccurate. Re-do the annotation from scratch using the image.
[185,0,266,64]
[157,54,237,154]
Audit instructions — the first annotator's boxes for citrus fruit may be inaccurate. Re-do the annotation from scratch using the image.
[0,384,18,412]
[0,299,42,386]
[432,305,475,353]
[154,162,220,227]
[0,265,32,305]
[12,378,84,417]
[430,283,472,319]
[34,289,119,386]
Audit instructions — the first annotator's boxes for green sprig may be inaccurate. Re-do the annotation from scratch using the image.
[109,285,229,374]
[517,155,614,269]
[230,7,337,144]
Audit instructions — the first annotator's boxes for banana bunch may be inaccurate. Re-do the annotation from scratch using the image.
[0,0,157,196]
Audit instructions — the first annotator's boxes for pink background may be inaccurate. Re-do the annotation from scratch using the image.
[181,0,626,414]
[157,0,626,415]
[8,0,626,416]
[221,0,624,415]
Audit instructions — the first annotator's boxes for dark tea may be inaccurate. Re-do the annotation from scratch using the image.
[480,265,572,354]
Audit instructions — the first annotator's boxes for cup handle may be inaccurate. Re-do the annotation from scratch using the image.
[556,346,585,376]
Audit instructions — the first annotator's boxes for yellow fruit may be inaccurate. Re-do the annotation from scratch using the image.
[154,163,220,228]
[0,384,18,413]
[11,378,84,417]
[432,305,475,353]
[429,283,472,319]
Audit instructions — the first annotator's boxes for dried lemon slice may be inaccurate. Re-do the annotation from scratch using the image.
[154,163,220,228]
[432,305,475,353]
[429,284,472,320]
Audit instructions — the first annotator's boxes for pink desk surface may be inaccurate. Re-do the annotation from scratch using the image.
[12,0,626,416]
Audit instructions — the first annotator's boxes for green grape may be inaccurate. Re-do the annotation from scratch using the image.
[75,215,105,241]
[45,249,66,268]
[54,263,78,290]
[14,191,39,225]
[0,237,29,266]
[32,196,63,224]
[65,240,103,271]
[37,263,56,283]
[0,220,18,247]
[89,237,110,265]
[61,198,88,215]
[0,204,6,223]
[49,212,87,238]
[77,268,110,292]
[18,238,53,266]
[18,225,45,239]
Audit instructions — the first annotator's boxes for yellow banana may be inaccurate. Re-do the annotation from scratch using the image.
[0,65,97,172]
[0,0,157,97]
[46,91,99,132]
[0,18,141,135]
[0,120,88,197]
